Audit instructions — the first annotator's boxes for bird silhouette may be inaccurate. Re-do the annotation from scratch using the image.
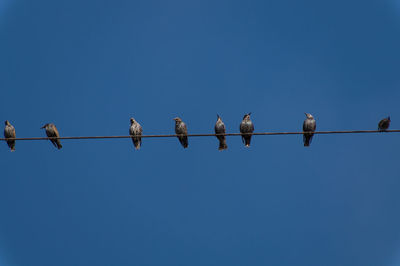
[41,123,62,149]
[4,120,16,152]
[215,114,227,150]
[378,116,391,131]
[174,117,188,148]
[303,113,316,147]
[129,118,143,150]
[240,113,254,147]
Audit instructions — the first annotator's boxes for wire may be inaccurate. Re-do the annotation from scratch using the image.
[1,130,399,141]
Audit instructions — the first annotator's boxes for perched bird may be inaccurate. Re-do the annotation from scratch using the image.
[239,113,254,147]
[174,117,188,148]
[4,120,16,152]
[41,123,62,149]
[378,116,391,131]
[303,113,316,147]
[129,117,143,150]
[214,114,228,150]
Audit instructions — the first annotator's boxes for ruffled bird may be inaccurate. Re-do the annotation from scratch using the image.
[41,123,62,149]
[378,116,391,131]
[303,113,316,147]
[129,117,143,150]
[239,113,254,147]
[215,115,227,150]
[174,117,188,148]
[4,120,16,152]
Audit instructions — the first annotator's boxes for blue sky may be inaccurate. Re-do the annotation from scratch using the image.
[1,1,400,265]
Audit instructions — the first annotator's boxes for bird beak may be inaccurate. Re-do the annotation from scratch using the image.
[40,126,45,129]
[248,112,252,116]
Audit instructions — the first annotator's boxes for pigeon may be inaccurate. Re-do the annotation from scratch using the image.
[303,113,316,147]
[129,117,143,150]
[378,116,391,131]
[239,113,254,147]
[215,114,227,150]
[174,117,188,148]
[41,123,62,149]
[4,120,16,152]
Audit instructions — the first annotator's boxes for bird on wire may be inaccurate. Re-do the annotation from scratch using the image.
[240,113,254,147]
[378,116,391,131]
[41,123,62,149]
[4,120,16,152]
[2,114,399,152]
[303,113,316,147]
[214,114,227,150]
[129,117,143,150]
[174,117,188,148]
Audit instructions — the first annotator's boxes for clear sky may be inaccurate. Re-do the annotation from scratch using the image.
[1,1,400,265]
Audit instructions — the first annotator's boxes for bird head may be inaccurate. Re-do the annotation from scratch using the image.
[243,113,251,120]
[4,120,10,126]
[305,113,314,119]
[40,124,49,129]
[173,117,182,123]
[216,114,221,121]
[130,118,136,124]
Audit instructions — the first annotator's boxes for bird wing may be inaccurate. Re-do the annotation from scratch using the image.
[311,120,316,131]
[182,123,188,134]
[220,122,226,133]
[303,120,308,131]
[378,119,385,129]
[11,126,16,138]
[239,122,245,133]
[53,126,60,138]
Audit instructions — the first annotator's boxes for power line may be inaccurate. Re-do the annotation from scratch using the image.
[1,130,399,141]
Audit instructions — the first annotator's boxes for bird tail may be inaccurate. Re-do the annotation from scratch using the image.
[245,136,251,147]
[56,140,63,149]
[303,134,313,147]
[132,137,141,150]
[180,136,188,148]
[50,139,57,148]
[218,139,228,150]
[7,141,15,152]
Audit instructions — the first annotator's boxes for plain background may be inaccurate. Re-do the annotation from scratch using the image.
[1,0,400,265]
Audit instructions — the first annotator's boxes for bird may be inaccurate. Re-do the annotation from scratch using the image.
[239,113,254,147]
[41,123,62,149]
[378,116,391,131]
[129,117,143,150]
[173,117,188,148]
[303,113,316,147]
[4,120,16,152]
[214,114,227,150]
